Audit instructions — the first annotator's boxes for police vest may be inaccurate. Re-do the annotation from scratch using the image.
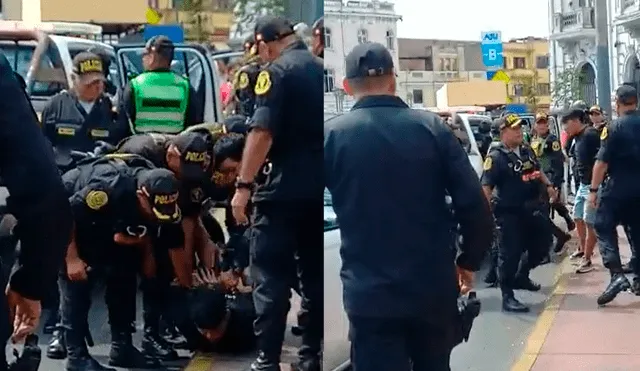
[130,72,190,134]
[233,63,260,117]
[530,135,555,172]
[491,146,544,207]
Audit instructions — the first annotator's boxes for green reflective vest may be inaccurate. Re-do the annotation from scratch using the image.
[530,135,551,171]
[130,72,190,134]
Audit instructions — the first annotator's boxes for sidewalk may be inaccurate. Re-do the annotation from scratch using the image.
[514,227,640,371]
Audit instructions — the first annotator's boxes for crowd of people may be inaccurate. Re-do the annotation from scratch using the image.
[324,36,640,370]
[0,13,324,371]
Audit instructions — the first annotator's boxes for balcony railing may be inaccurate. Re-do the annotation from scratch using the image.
[622,0,639,13]
[553,7,595,33]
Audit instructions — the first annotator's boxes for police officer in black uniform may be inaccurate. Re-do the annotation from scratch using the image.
[325,42,493,371]
[229,15,323,371]
[59,155,183,371]
[589,85,640,305]
[233,36,261,118]
[42,52,127,171]
[115,132,215,359]
[311,17,324,59]
[531,112,574,253]
[481,114,555,312]
[0,49,73,369]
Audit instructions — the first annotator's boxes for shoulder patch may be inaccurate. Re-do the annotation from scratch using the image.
[254,70,272,95]
[483,157,493,171]
[238,72,249,89]
[85,190,108,210]
[552,141,561,151]
[600,127,608,140]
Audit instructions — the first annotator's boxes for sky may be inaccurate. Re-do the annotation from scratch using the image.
[394,0,550,41]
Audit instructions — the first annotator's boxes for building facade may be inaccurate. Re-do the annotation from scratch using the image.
[548,0,599,107]
[612,0,640,97]
[323,0,402,112]
[503,37,552,107]
[1,0,234,43]
[396,38,487,108]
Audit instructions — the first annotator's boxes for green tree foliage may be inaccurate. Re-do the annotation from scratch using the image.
[551,68,586,108]
[233,0,285,36]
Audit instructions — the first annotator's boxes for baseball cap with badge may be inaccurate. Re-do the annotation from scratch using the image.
[72,52,105,84]
[589,105,603,114]
[137,168,181,223]
[497,113,522,130]
[535,112,549,123]
[170,132,210,181]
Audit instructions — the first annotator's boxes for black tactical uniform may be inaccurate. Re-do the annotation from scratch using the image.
[115,132,210,361]
[0,50,73,369]
[242,16,324,371]
[593,85,640,305]
[481,114,553,313]
[325,42,493,371]
[42,52,127,172]
[233,35,261,118]
[59,156,182,371]
[531,112,573,253]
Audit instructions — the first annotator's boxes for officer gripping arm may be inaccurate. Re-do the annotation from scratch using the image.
[117,36,202,135]
[0,53,73,343]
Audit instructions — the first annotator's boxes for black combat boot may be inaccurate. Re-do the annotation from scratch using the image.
[248,352,281,371]
[514,276,542,292]
[108,331,164,369]
[501,290,530,313]
[290,358,321,371]
[142,327,178,361]
[631,278,640,296]
[553,232,572,254]
[597,273,631,306]
[46,329,67,360]
[65,330,114,371]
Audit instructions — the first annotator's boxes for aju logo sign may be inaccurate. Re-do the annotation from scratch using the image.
[481,31,501,44]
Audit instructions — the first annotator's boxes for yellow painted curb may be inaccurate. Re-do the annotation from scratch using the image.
[510,255,571,371]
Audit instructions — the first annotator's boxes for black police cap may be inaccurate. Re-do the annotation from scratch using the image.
[254,15,295,44]
[137,168,181,223]
[345,42,394,80]
[616,84,638,104]
[495,113,522,131]
[145,35,175,60]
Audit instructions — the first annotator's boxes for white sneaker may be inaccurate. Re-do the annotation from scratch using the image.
[576,258,594,274]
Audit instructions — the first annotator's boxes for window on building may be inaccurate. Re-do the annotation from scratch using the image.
[325,28,332,49]
[513,84,525,96]
[513,57,526,69]
[386,30,395,50]
[503,57,507,69]
[172,0,183,8]
[324,69,335,93]
[536,55,550,69]
[357,29,368,44]
[537,83,551,95]
[443,58,451,71]
[451,58,458,71]
[412,89,424,104]
[148,0,159,8]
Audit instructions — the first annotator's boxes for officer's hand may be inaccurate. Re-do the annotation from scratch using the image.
[231,188,250,225]
[547,186,558,203]
[193,267,218,286]
[588,192,598,209]
[66,257,88,281]
[456,267,474,295]
[5,288,41,344]
[219,270,240,292]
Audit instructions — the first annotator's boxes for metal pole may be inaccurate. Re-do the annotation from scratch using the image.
[595,0,612,113]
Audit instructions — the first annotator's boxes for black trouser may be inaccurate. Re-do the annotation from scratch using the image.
[595,195,640,274]
[348,315,456,371]
[496,207,552,295]
[60,253,138,358]
[141,245,174,335]
[0,263,9,370]
[250,201,323,362]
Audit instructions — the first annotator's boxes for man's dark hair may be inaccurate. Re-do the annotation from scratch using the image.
[189,286,228,330]
[213,133,245,168]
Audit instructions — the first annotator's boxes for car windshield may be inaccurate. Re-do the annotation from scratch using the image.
[0,41,66,97]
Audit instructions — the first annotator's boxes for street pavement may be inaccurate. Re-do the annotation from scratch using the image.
[514,226,640,371]
[324,216,575,371]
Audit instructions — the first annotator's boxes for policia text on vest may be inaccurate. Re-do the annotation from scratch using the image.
[118,70,203,136]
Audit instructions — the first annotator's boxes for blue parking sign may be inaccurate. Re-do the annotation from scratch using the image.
[481,31,503,70]
[143,25,184,43]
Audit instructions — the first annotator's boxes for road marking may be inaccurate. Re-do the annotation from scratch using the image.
[184,352,214,371]
[510,255,571,371]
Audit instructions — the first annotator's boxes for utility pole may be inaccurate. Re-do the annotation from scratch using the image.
[595,0,612,113]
